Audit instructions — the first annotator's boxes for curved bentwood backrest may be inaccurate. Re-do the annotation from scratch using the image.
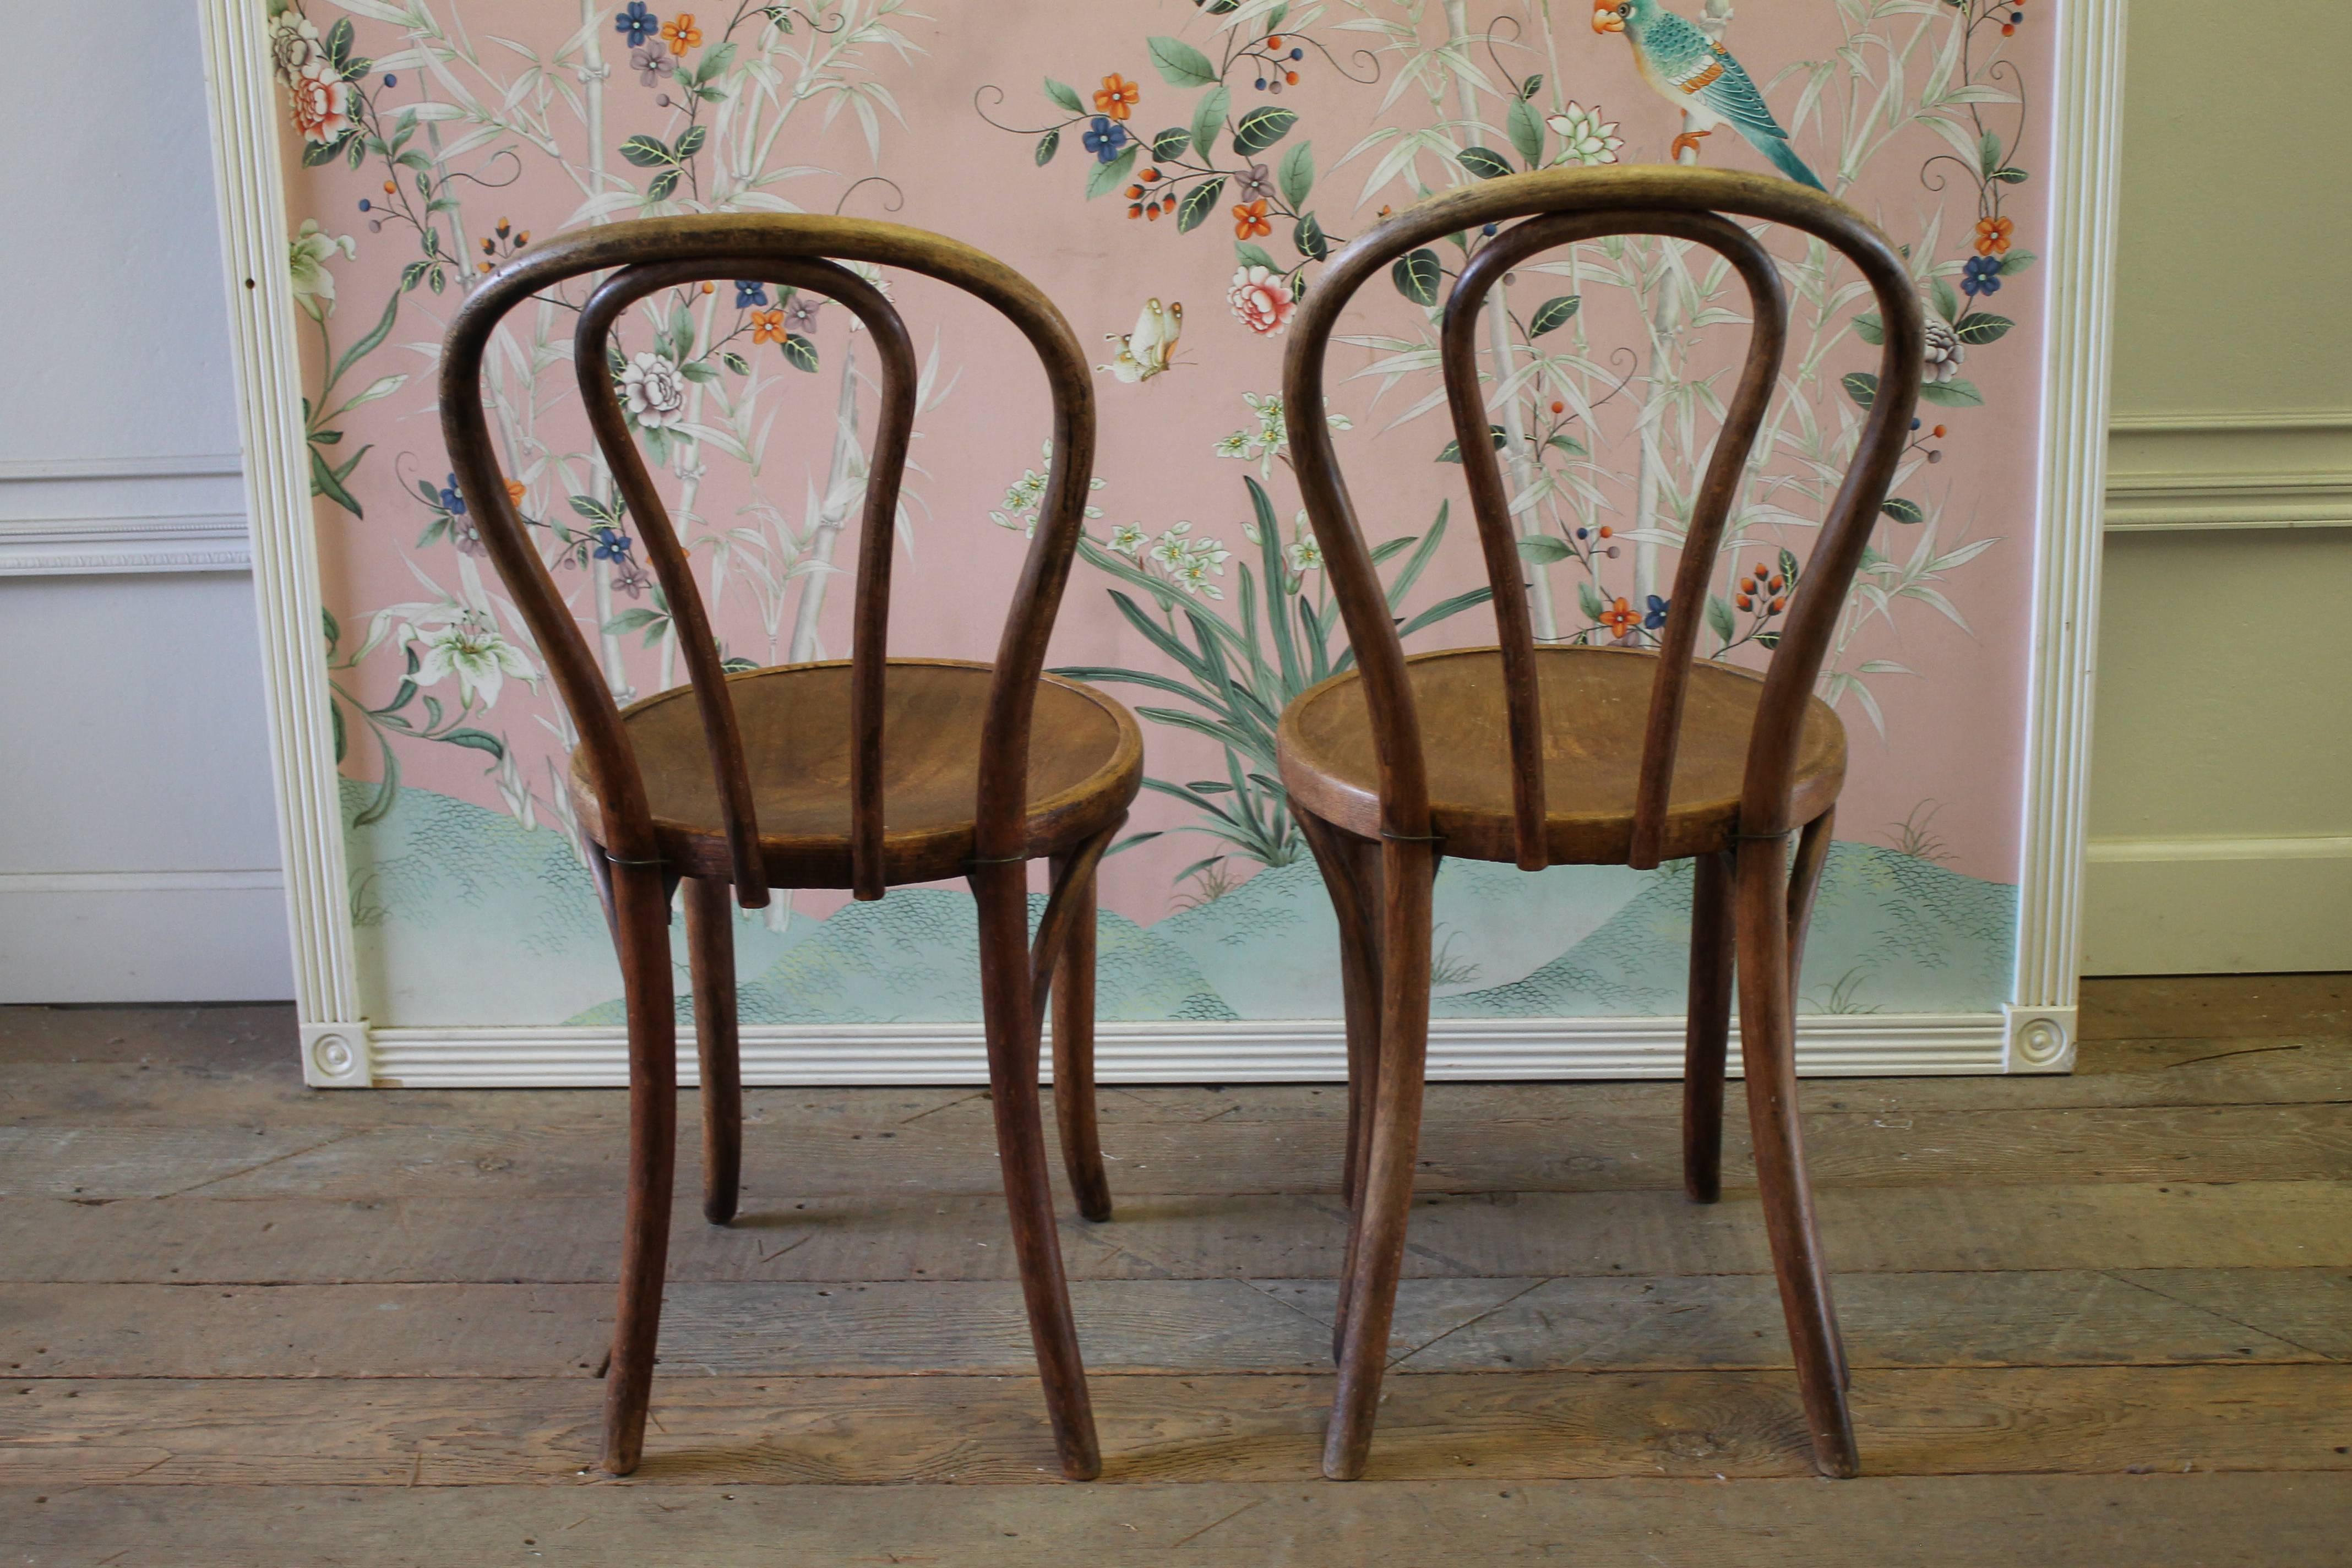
[440,217,1096,907]
[1282,169,1926,870]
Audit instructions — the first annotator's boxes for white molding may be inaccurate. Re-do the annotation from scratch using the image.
[2008,0,2126,1058]
[367,1012,2009,1088]
[2104,408,2352,530]
[2084,837,2352,976]
[199,5,364,1047]
[0,514,251,575]
[0,454,246,483]
[2088,833,2352,864]
[0,868,281,895]
[2108,411,2352,434]
[206,3,2121,1088]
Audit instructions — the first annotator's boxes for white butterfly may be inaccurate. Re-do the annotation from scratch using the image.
[1099,298,1184,383]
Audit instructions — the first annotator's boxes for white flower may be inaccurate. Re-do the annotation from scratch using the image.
[269,14,329,84]
[288,218,356,309]
[989,439,1105,536]
[1148,521,1196,573]
[619,352,688,428]
[412,611,535,709]
[1286,535,1324,574]
[1217,390,1350,477]
[1227,266,1297,336]
[1923,315,1966,384]
[1547,102,1625,167]
[287,64,356,145]
[1106,523,1148,557]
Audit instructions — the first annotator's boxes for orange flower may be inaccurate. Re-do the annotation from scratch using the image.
[1232,198,1272,240]
[750,308,787,344]
[504,478,526,506]
[1973,215,2014,256]
[660,12,701,55]
[1093,73,1139,121]
[1599,597,1640,636]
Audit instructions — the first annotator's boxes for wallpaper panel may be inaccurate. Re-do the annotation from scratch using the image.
[269,0,2049,1027]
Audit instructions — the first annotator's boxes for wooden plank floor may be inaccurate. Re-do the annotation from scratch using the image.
[3,974,2348,1564]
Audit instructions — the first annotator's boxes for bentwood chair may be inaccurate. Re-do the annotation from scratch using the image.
[440,217,1141,1480]
[1276,168,1926,1480]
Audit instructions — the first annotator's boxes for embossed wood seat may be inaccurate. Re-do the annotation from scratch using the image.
[1280,645,1844,867]
[570,660,1141,890]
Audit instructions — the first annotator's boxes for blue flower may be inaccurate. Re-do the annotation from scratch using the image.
[613,2,658,47]
[439,474,467,515]
[1081,116,1129,164]
[591,526,634,562]
[734,280,767,309]
[1961,254,2003,297]
[1643,594,1669,631]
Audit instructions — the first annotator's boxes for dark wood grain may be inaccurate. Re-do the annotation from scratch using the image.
[683,876,741,1226]
[1275,167,1927,1480]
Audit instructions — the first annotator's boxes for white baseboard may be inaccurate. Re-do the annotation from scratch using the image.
[354,1011,2013,1088]
[0,869,292,1003]
[2083,835,2352,975]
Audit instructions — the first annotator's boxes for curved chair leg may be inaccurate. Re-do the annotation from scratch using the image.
[1048,847,1113,1223]
[1683,848,1736,1204]
[684,876,743,1226]
[1733,834,1858,1479]
[1322,836,1435,1482]
[1297,810,1385,1212]
[972,861,1102,1481]
[1784,807,1847,1390]
[596,854,682,1477]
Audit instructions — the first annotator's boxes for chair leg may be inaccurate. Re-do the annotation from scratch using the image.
[684,876,743,1226]
[1683,848,1736,1205]
[1322,836,1435,1482]
[1048,848,1113,1223]
[972,861,1101,1481]
[597,854,681,1477]
[1297,810,1385,1212]
[1733,834,1859,1479]
[1784,807,1847,1391]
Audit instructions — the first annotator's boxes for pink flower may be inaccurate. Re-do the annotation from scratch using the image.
[1227,265,1296,336]
[287,68,354,145]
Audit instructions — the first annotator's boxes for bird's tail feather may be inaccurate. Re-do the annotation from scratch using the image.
[1756,133,1826,191]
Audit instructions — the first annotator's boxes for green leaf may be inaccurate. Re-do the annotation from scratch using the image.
[1989,166,2029,184]
[619,133,672,167]
[1930,275,1961,325]
[679,359,718,383]
[1391,248,1442,307]
[1577,579,1607,622]
[400,259,429,292]
[1234,240,1278,272]
[1545,432,1587,458]
[674,124,708,159]
[1189,86,1231,166]
[1043,76,1084,113]
[1706,594,1736,643]
[1979,128,2003,177]
[1521,73,1544,100]
[1517,535,1571,564]
[1148,35,1219,88]
[328,289,401,390]
[1506,96,1545,168]
[1528,295,1580,336]
[1954,313,2013,345]
[1457,145,1514,181]
[1842,371,1878,410]
[1999,248,2037,275]
[1232,106,1298,157]
[322,607,342,651]
[330,696,347,763]
[1396,585,1495,640]
[1917,377,1984,407]
[782,334,820,373]
[309,444,364,517]
[1277,139,1314,208]
[1435,423,1506,462]
[1085,142,1139,200]
[1778,547,1802,590]
[700,41,738,77]
[1245,476,1302,694]
[440,728,505,759]
[1853,311,1884,345]
[646,169,681,202]
[1293,211,1327,260]
[1880,496,1926,524]
[325,17,355,65]
[1035,129,1059,165]
[1175,176,1226,233]
[722,350,750,374]
[1150,125,1191,161]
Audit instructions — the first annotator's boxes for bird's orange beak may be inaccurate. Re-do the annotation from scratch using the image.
[1592,5,1625,33]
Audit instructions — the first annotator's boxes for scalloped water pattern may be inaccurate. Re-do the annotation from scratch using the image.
[347,785,2012,1026]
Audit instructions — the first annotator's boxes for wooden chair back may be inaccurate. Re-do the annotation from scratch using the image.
[1281,169,1926,870]
[439,217,1096,907]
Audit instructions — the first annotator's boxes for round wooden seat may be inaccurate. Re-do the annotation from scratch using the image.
[569,658,1142,889]
[1276,644,1845,865]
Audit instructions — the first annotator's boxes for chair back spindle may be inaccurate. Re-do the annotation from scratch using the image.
[440,217,1095,906]
[1283,170,1924,865]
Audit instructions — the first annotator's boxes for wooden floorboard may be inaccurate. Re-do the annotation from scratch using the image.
[1,979,2347,1562]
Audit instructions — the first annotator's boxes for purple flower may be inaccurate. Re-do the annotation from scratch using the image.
[629,43,673,85]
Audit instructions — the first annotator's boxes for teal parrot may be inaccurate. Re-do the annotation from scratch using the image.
[1592,0,1824,190]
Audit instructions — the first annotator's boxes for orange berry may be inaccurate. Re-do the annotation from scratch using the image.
[1549,400,1565,415]
[478,260,492,273]
[1736,594,1753,611]
[1932,424,1946,438]
[1284,71,1298,85]
[383,180,396,193]
[1140,167,1158,182]
[1266,34,1282,47]
[1125,184,1143,199]
[1769,574,1784,592]
[1753,562,1768,577]
[1128,203,1143,220]
[1770,597,1785,612]
[1146,203,1161,221]
[1597,525,1613,538]
[700,280,714,293]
